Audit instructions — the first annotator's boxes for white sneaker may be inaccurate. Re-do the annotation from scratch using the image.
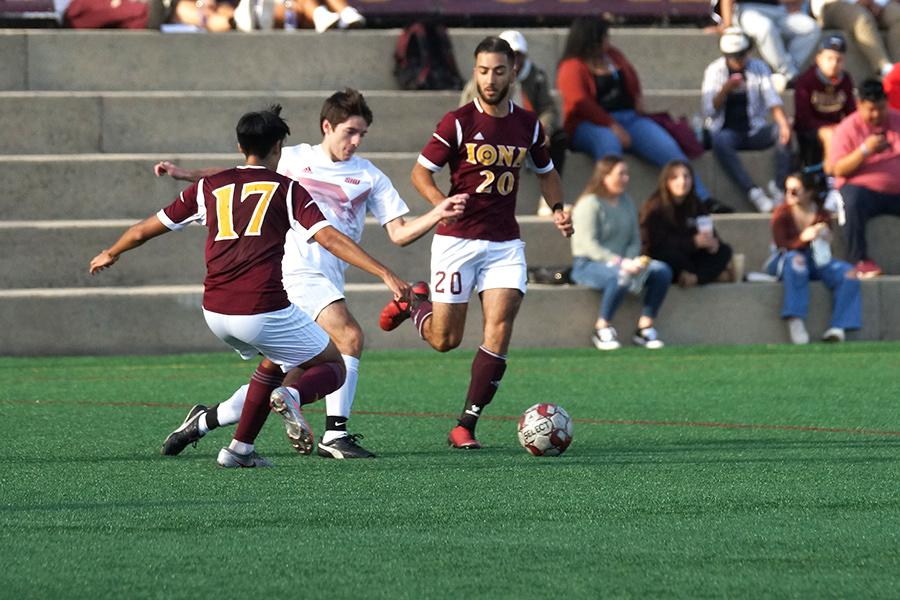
[233,0,274,30]
[787,317,809,345]
[592,326,620,351]
[633,327,664,349]
[337,5,365,28]
[748,187,774,213]
[233,0,254,31]
[313,5,340,32]
[216,447,273,468]
[766,180,785,206]
[822,327,846,343]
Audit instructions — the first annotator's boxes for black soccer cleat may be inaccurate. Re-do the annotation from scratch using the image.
[317,433,376,459]
[160,404,208,456]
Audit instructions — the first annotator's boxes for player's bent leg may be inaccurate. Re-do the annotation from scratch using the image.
[312,302,376,458]
[423,301,467,352]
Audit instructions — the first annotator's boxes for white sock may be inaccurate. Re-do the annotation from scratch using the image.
[218,384,248,426]
[322,354,359,445]
[198,414,210,435]
[228,439,253,455]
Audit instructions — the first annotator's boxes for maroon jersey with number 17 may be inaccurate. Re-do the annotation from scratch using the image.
[157,165,329,316]
[418,99,553,242]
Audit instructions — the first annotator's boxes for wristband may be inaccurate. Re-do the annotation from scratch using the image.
[551,203,564,213]
[859,143,870,157]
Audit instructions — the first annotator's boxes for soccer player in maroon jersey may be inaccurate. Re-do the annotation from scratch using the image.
[380,36,573,449]
[90,105,410,467]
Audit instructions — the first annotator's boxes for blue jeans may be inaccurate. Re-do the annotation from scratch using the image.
[571,257,672,322]
[570,109,711,201]
[765,250,861,329]
[710,123,791,194]
[837,184,900,263]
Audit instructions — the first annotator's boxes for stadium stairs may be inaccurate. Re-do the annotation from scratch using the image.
[1,27,898,355]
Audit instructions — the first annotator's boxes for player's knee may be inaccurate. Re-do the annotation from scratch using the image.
[432,334,462,353]
[335,323,364,356]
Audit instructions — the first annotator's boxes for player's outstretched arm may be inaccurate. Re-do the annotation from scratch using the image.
[153,161,226,182]
[383,194,468,247]
[537,170,574,238]
[313,226,412,301]
[89,215,170,274]
[411,163,449,207]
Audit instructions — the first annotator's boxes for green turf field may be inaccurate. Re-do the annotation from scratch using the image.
[2,342,899,598]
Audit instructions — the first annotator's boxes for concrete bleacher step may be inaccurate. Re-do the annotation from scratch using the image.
[0,279,895,356]
[0,28,878,93]
[1,148,789,215]
[5,215,897,289]
[0,89,760,155]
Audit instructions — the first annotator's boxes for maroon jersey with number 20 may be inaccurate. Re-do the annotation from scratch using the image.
[417,99,553,242]
[158,165,329,316]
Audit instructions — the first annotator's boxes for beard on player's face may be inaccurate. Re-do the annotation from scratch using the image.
[477,80,510,106]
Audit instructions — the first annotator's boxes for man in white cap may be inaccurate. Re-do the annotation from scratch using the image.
[458,29,567,215]
[701,27,793,212]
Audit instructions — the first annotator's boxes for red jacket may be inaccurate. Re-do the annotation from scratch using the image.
[557,47,643,139]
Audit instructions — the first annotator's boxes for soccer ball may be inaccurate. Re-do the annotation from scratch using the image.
[517,403,573,456]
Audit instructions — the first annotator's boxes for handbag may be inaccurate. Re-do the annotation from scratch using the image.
[646,112,705,160]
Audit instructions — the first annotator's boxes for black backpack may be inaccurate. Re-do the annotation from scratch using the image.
[394,21,463,91]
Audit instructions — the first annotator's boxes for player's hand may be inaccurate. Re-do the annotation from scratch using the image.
[553,207,573,238]
[438,193,468,223]
[153,160,190,180]
[89,250,118,275]
[383,271,412,302]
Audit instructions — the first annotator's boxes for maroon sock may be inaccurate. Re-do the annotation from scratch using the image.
[458,346,507,431]
[234,362,284,444]
[291,362,345,406]
[411,299,433,338]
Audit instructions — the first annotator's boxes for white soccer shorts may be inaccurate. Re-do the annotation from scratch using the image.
[203,304,330,372]
[429,234,527,304]
[284,271,346,321]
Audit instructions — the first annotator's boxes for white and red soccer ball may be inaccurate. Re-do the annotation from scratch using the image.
[517,403,573,456]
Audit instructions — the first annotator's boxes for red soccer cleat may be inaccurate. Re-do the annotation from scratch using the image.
[379,298,411,331]
[448,425,481,450]
[379,281,430,331]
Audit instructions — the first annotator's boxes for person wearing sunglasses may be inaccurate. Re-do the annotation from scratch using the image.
[765,171,861,344]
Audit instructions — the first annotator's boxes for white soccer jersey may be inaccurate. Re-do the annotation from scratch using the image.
[276,143,409,289]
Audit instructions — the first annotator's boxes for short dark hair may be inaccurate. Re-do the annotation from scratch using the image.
[561,17,610,62]
[473,36,515,62]
[320,88,373,134]
[858,79,887,103]
[236,104,290,158]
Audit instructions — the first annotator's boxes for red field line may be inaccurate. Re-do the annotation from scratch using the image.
[9,398,900,437]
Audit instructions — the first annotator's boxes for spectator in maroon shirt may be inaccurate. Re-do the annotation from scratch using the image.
[794,34,856,173]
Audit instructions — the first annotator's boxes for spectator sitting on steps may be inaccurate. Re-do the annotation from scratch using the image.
[701,27,793,212]
[829,78,900,278]
[639,160,737,287]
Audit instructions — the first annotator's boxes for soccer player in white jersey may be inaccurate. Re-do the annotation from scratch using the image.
[155,89,466,459]
[379,37,573,449]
